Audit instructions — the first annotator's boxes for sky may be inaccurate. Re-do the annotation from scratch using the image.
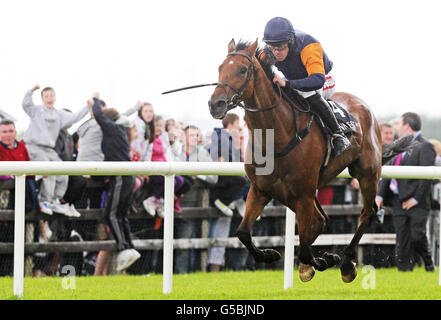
[0,0,440,134]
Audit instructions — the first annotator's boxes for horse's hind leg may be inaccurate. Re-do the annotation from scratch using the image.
[236,184,280,263]
[341,164,380,283]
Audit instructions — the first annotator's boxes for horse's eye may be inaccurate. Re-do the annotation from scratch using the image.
[239,66,248,75]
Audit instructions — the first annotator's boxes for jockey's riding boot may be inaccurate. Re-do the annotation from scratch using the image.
[306,93,351,158]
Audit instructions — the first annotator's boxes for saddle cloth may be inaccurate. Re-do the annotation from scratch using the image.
[281,86,356,134]
[326,100,357,134]
[315,100,357,166]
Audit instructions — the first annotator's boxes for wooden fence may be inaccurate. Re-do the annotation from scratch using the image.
[0,204,396,256]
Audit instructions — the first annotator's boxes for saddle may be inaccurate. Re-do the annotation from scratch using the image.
[323,100,357,135]
[314,99,357,167]
[281,88,356,166]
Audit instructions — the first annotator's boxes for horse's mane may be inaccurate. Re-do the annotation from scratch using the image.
[234,40,276,84]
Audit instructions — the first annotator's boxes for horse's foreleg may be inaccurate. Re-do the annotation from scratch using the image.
[236,185,279,263]
[312,198,341,268]
[295,196,331,274]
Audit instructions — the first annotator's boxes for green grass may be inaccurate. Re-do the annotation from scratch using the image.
[0,267,440,300]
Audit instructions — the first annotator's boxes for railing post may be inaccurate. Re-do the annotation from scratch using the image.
[13,175,26,298]
[163,174,175,294]
[284,207,295,289]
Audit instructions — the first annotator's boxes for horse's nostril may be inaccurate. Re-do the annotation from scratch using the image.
[209,98,227,119]
[209,99,226,111]
[214,100,226,110]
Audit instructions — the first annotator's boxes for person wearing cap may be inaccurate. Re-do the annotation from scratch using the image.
[263,17,350,157]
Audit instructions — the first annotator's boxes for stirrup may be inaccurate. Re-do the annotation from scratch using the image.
[331,133,351,157]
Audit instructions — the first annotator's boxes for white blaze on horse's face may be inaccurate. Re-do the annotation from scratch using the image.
[229,61,234,65]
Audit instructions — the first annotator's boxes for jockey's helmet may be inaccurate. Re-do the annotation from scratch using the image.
[263,17,295,46]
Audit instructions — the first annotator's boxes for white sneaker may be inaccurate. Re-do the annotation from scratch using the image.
[51,199,71,216]
[70,229,83,241]
[143,196,157,217]
[156,198,164,218]
[68,204,81,217]
[229,199,246,217]
[39,201,53,215]
[214,199,233,217]
[116,249,141,272]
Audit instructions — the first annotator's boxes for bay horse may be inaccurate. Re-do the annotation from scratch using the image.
[208,39,387,283]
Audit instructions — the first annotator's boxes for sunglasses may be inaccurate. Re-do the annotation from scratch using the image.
[269,44,289,52]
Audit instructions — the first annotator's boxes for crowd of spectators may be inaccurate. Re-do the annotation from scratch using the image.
[0,85,440,276]
[0,85,254,276]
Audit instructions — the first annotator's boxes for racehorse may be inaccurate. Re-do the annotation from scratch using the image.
[208,39,398,283]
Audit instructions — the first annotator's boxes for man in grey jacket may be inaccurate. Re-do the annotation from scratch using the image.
[22,85,90,216]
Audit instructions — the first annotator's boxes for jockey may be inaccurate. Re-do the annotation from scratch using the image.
[263,17,350,157]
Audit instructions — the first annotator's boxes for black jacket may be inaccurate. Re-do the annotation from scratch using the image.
[92,99,131,162]
[55,129,76,161]
[378,133,436,210]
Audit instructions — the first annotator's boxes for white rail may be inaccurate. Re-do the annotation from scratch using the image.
[1,161,440,298]
[0,161,441,178]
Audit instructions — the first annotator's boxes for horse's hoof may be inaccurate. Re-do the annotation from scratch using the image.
[340,261,357,283]
[299,263,315,282]
[262,249,281,263]
[323,252,341,268]
[341,269,357,283]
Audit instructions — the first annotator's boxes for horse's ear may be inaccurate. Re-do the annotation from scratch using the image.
[246,38,258,57]
[228,39,236,53]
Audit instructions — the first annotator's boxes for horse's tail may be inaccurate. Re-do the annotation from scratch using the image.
[381,134,417,165]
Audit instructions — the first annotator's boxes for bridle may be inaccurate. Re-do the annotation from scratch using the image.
[218,51,314,159]
[216,51,282,113]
